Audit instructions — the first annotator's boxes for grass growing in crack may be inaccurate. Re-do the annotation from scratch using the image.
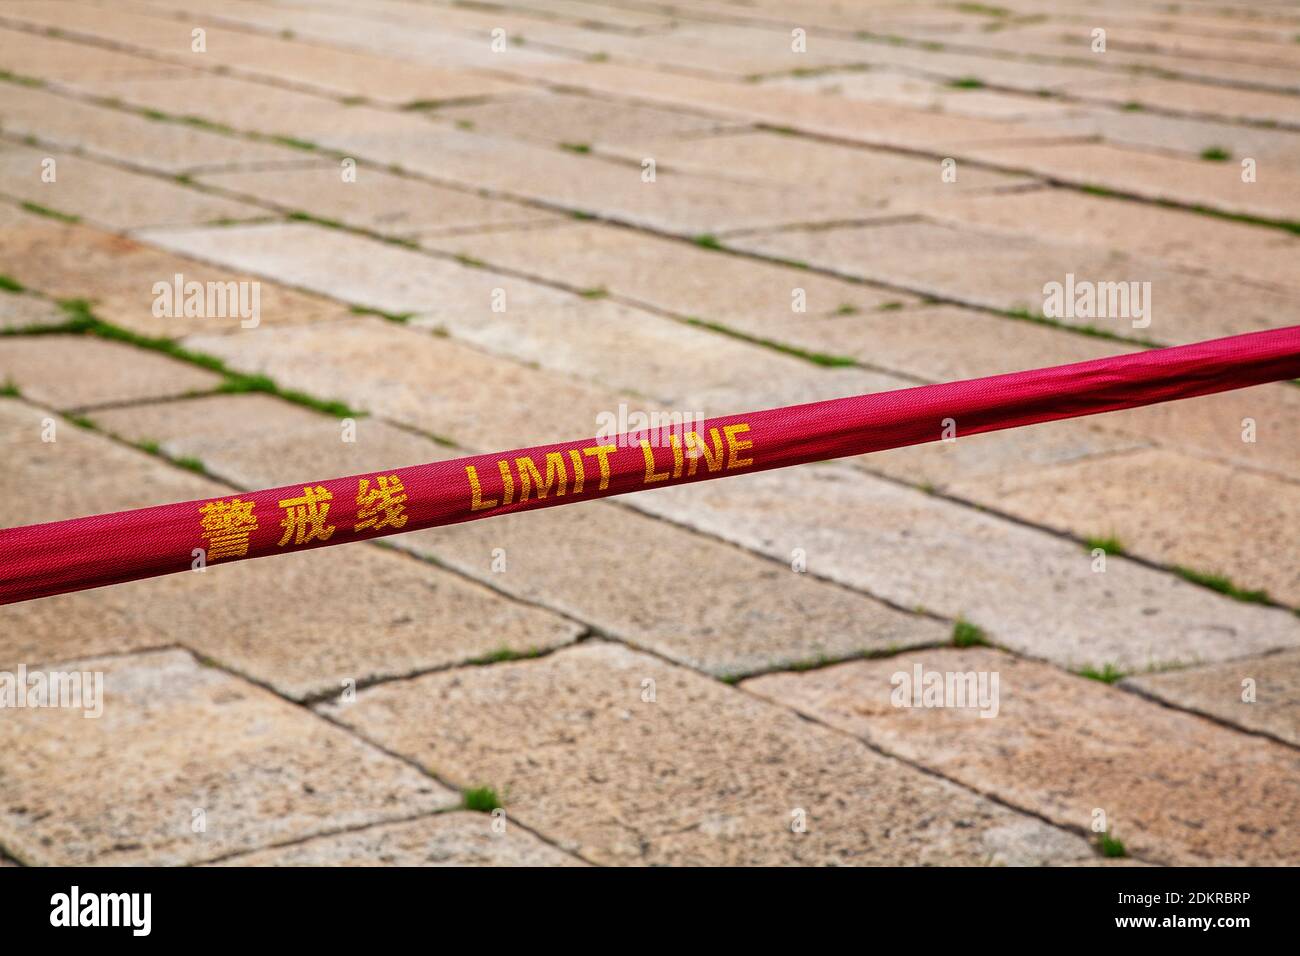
[174,456,209,476]
[579,287,609,299]
[0,275,25,293]
[1078,663,1124,684]
[683,316,855,367]
[1199,146,1231,162]
[1084,535,1125,555]
[269,135,318,152]
[1003,306,1161,348]
[349,304,414,323]
[468,646,544,666]
[454,119,475,130]
[1122,101,1145,111]
[288,210,347,230]
[53,299,364,419]
[0,378,20,398]
[1077,184,1300,237]
[20,202,79,223]
[947,77,985,89]
[462,787,503,813]
[560,142,591,154]
[835,303,859,315]
[952,618,989,647]
[1097,833,1127,858]
[1173,566,1270,604]
[878,300,905,311]
[0,69,44,88]
[693,234,724,251]
[955,2,1012,15]
[402,99,443,111]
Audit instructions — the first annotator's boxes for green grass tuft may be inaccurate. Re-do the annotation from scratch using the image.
[955,2,1012,16]
[462,787,503,813]
[20,202,79,223]
[1122,101,1144,111]
[559,142,591,154]
[1078,663,1124,684]
[579,287,609,299]
[1199,146,1231,162]
[693,234,724,251]
[683,317,856,367]
[269,135,318,152]
[0,378,20,398]
[952,618,989,647]
[348,304,414,323]
[1173,566,1269,604]
[1098,833,1127,858]
[1084,535,1125,556]
[0,275,25,293]
[948,77,985,89]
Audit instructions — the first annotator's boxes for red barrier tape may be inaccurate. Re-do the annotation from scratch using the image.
[2,326,1298,606]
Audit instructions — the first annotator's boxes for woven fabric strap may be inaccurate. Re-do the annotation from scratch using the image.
[2,325,1297,606]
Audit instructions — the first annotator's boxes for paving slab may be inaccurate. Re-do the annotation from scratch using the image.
[422,221,915,339]
[600,128,1037,204]
[1063,76,1300,128]
[0,24,184,83]
[1101,384,1300,482]
[1026,107,1300,169]
[0,84,299,174]
[863,416,1150,491]
[0,290,68,332]
[0,144,264,230]
[0,649,456,865]
[139,222,576,320]
[766,70,1079,122]
[962,140,1300,223]
[0,217,354,336]
[83,72,363,148]
[760,303,1129,383]
[321,642,1093,865]
[198,164,562,237]
[1124,650,1300,747]
[950,447,1300,607]
[211,812,585,866]
[0,335,221,410]
[88,392,947,677]
[742,648,1300,865]
[627,461,1300,673]
[435,89,742,149]
[734,219,1299,346]
[919,187,1300,292]
[184,315,628,449]
[411,296,909,414]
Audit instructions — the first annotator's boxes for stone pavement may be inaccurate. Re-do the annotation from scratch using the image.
[0,0,1297,867]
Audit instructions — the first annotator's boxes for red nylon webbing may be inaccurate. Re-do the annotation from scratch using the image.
[2,326,1297,606]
